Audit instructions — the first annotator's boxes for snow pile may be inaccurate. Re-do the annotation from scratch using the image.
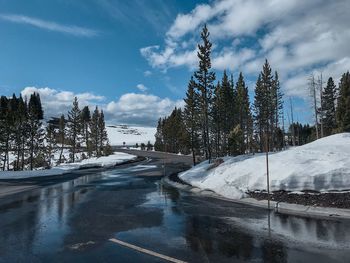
[0,152,136,179]
[179,133,350,199]
[106,125,156,146]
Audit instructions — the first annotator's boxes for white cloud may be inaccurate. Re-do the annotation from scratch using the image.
[136,84,148,92]
[106,93,183,125]
[143,70,152,77]
[0,14,98,37]
[21,87,105,119]
[141,0,350,98]
[20,87,181,126]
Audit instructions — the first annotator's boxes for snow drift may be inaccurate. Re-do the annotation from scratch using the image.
[179,133,350,199]
[0,152,136,179]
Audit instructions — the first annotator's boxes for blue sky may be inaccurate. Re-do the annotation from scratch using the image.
[0,0,349,126]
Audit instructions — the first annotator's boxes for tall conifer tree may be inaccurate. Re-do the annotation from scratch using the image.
[67,97,81,162]
[321,77,337,135]
[194,24,215,162]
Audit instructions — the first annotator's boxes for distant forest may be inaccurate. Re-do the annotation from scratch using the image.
[155,25,350,164]
[0,95,111,171]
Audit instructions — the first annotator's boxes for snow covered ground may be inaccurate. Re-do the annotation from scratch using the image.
[179,133,350,200]
[106,125,156,146]
[0,152,136,179]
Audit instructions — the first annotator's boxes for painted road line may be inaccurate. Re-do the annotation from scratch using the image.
[109,238,188,263]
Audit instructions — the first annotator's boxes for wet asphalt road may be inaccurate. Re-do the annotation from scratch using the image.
[1,154,350,262]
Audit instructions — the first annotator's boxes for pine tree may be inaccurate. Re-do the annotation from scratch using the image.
[0,96,12,170]
[90,106,100,156]
[236,72,253,154]
[253,74,265,151]
[58,114,66,164]
[271,71,284,150]
[336,72,350,132]
[27,93,44,170]
[221,70,235,155]
[154,118,165,152]
[183,76,200,165]
[194,24,216,162]
[98,110,109,156]
[321,77,337,135]
[14,95,28,170]
[45,123,56,167]
[81,106,91,156]
[67,97,81,162]
[254,60,274,152]
[212,81,223,157]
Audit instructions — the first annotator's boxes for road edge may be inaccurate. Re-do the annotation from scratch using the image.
[162,176,350,220]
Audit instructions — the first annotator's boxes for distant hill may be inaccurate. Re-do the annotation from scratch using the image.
[106,125,156,146]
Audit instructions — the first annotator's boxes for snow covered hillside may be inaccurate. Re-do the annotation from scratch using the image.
[106,125,156,146]
[0,152,136,179]
[179,133,350,200]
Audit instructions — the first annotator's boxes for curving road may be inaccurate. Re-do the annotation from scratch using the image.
[0,151,350,262]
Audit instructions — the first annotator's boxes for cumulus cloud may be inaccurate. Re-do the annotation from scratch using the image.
[20,87,181,126]
[140,0,350,98]
[0,14,98,37]
[21,87,105,118]
[105,93,184,126]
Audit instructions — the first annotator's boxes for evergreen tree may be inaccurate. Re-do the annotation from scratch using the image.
[81,106,92,156]
[27,93,44,170]
[253,60,274,152]
[336,72,350,132]
[90,106,100,156]
[212,81,223,157]
[45,123,56,167]
[67,97,81,162]
[183,76,200,165]
[58,114,66,164]
[271,71,284,150]
[13,95,28,170]
[0,96,12,170]
[321,77,337,135]
[154,118,165,151]
[253,74,265,151]
[98,110,109,156]
[221,70,236,155]
[236,72,253,154]
[194,24,216,162]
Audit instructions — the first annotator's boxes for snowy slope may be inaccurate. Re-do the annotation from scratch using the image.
[106,125,156,146]
[0,152,136,179]
[179,133,350,199]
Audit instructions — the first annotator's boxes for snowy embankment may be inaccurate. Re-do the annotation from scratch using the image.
[0,152,136,179]
[179,133,350,200]
[106,125,156,146]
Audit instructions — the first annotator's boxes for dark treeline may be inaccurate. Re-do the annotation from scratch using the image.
[155,25,350,164]
[0,94,111,171]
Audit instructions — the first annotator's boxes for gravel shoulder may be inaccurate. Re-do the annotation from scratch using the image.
[248,190,350,209]
[164,173,350,220]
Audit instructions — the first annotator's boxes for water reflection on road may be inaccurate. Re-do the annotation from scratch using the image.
[0,162,349,262]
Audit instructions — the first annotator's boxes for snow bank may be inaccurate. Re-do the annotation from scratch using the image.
[179,133,350,199]
[0,152,136,179]
[106,125,156,146]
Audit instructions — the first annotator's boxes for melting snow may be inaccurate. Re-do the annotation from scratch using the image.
[179,133,350,199]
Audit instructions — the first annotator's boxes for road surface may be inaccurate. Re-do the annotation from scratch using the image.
[0,152,350,262]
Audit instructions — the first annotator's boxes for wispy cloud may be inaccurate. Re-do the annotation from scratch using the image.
[136,84,148,92]
[0,14,99,37]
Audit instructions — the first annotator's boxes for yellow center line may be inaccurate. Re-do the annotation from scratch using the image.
[109,238,188,263]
